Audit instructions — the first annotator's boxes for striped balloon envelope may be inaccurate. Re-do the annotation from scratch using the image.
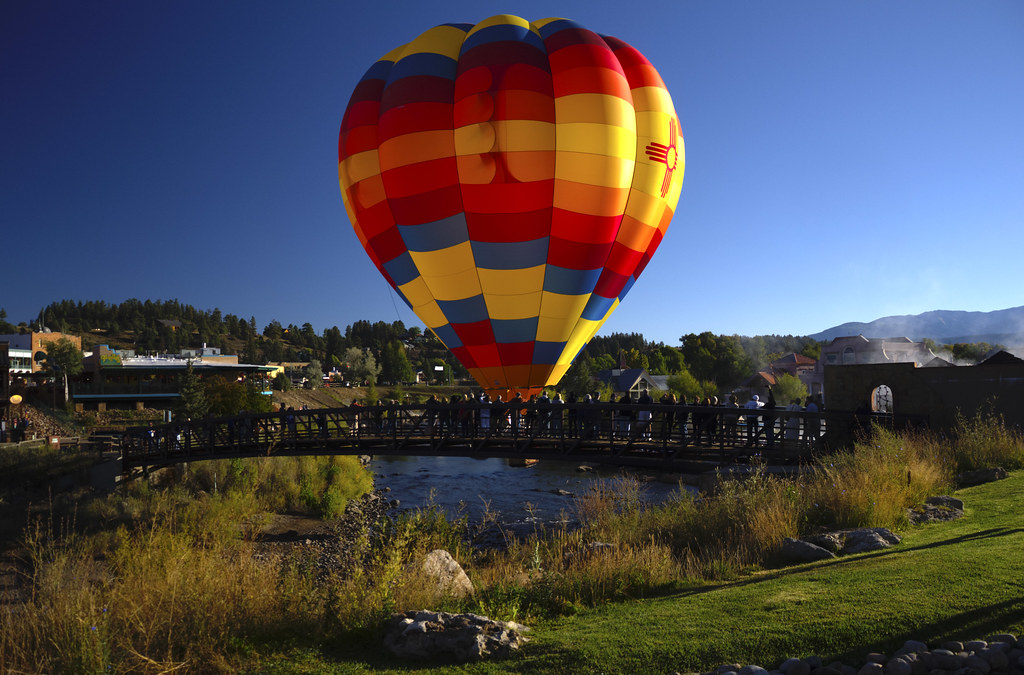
[339,15,684,398]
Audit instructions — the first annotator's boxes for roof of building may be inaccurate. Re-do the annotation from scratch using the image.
[980,350,1024,365]
[770,353,817,366]
[594,368,658,393]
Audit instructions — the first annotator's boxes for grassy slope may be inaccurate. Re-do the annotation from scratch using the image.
[259,471,1024,674]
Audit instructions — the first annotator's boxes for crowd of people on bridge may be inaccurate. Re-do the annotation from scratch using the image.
[330,387,826,449]
[129,388,827,459]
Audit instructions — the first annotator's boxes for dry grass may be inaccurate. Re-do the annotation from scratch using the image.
[3,413,1022,671]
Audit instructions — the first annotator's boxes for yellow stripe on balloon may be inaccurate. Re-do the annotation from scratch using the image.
[484,292,543,321]
[624,186,669,228]
[630,86,675,115]
[397,276,433,308]
[413,299,448,329]
[555,123,636,159]
[423,267,483,301]
[540,363,570,385]
[339,149,382,186]
[496,120,555,152]
[555,152,634,188]
[379,130,455,169]
[477,265,545,295]
[395,24,466,60]
[554,93,636,127]
[466,14,535,37]
[559,319,603,365]
[536,292,590,341]
[409,240,475,276]
[376,44,406,65]
[453,123,496,156]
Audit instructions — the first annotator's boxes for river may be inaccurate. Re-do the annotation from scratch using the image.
[369,455,693,540]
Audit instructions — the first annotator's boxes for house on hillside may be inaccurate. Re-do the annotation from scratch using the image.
[593,368,661,399]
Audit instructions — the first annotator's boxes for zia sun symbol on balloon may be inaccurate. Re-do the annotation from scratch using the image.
[644,119,680,198]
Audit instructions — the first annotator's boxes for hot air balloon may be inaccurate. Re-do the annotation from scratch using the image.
[339,15,683,399]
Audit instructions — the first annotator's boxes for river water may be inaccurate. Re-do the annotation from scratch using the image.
[369,455,692,538]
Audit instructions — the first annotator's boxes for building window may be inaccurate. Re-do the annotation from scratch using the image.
[842,347,856,365]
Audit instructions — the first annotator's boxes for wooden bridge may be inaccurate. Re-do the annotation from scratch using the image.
[119,401,928,477]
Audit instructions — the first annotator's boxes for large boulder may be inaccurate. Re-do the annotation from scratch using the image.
[382,610,530,662]
[419,549,474,599]
[840,528,900,554]
[908,495,965,525]
[957,467,1008,487]
[779,537,836,563]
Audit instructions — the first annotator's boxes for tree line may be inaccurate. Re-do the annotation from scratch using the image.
[5,299,1004,403]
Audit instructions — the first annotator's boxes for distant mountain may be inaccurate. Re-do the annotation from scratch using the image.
[810,306,1024,346]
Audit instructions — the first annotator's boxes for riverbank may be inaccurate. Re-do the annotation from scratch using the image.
[2,413,1021,673]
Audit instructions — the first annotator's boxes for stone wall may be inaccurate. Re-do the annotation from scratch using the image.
[824,361,1024,431]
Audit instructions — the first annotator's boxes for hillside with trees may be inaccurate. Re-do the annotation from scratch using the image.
[6,298,990,402]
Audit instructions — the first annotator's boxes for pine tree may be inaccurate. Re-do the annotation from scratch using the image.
[176,360,209,420]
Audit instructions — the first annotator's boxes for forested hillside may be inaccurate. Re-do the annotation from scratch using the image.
[2,299,833,397]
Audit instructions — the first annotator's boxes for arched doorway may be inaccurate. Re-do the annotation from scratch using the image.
[871,384,893,413]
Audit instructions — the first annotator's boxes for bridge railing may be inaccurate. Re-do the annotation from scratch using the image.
[120,401,929,472]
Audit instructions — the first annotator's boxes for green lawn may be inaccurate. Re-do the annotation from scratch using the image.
[254,471,1024,674]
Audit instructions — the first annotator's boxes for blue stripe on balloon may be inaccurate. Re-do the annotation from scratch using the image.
[436,294,489,324]
[361,58,395,83]
[532,341,565,365]
[462,22,546,53]
[431,323,462,349]
[535,18,585,39]
[543,265,602,295]
[399,214,468,253]
[382,252,419,287]
[617,275,636,301]
[472,238,548,270]
[387,52,458,85]
[581,294,615,322]
[491,317,539,344]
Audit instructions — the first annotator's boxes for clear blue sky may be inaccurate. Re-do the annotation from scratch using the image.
[3,1,1022,345]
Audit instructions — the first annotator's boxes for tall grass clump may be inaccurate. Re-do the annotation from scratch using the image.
[179,455,373,518]
[325,503,470,631]
[804,424,950,530]
[949,407,1024,472]
[630,469,802,578]
[0,489,324,673]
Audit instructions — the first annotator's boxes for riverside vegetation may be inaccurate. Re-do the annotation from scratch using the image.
[0,412,1022,673]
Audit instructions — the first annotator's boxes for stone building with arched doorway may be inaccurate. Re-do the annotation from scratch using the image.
[822,350,1024,433]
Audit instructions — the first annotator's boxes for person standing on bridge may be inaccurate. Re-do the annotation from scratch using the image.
[636,390,653,440]
[744,395,762,446]
[566,392,579,438]
[478,392,490,434]
[658,392,676,441]
[803,395,820,447]
[550,392,564,436]
[784,398,802,442]
[510,392,524,434]
[763,387,777,449]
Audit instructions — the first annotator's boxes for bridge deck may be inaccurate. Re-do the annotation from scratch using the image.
[120,402,926,476]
